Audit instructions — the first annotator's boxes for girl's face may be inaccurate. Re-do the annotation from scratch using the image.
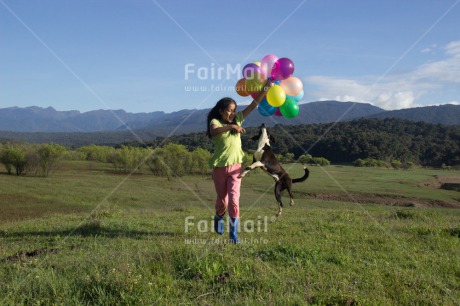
[219,103,236,123]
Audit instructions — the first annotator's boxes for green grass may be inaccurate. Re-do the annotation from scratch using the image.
[0,161,459,305]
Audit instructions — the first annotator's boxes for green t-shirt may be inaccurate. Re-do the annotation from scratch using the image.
[209,111,245,167]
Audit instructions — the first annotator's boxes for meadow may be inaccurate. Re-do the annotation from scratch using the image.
[0,161,459,305]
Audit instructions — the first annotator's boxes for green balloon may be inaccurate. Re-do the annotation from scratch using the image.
[279,98,299,118]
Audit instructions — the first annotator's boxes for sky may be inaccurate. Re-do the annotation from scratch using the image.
[1,0,459,114]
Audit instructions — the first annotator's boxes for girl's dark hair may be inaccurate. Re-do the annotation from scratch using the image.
[206,97,237,138]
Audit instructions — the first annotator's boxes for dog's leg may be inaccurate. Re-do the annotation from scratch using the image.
[290,199,294,206]
[287,187,294,206]
[274,182,283,217]
[238,161,265,178]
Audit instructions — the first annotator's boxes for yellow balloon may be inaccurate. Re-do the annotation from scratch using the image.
[253,61,261,67]
[267,85,286,107]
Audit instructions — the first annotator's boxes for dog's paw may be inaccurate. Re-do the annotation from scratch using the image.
[238,171,248,179]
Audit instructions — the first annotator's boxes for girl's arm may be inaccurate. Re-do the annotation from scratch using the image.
[241,79,272,119]
[210,123,245,137]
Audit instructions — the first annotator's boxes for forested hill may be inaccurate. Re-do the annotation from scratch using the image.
[365,104,460,125]
[0,101,383,133]
[1,102,459,134]
[140,118,460,167]
[1,118,459,166]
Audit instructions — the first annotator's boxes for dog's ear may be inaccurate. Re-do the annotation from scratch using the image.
[269,134,276,143]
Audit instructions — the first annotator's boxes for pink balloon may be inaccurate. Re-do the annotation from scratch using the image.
[274,108,282,117]
[271,58,294,81]
[260,54,279,76]
[280,76,303,96]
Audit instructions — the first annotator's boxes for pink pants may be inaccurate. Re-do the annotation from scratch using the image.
[212,163,242,218]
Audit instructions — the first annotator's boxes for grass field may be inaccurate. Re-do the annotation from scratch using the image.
[1,161,459,305]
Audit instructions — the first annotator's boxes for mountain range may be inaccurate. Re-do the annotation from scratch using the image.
[1,102,459,136]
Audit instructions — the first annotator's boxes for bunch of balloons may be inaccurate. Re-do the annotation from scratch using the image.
[235,54,303,118]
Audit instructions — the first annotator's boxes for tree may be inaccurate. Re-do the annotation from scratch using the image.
[33,144,66,177]
[0,145,27,175]
[191,148,211,174]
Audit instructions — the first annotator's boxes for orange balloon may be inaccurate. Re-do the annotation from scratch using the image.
[235,78,249,96]
[280,76,303,96]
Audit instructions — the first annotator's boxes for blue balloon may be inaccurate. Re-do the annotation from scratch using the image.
[274,80,282,85]
[287,90,304,102]
[258,98,277,116]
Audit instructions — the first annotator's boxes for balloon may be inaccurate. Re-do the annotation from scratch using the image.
[280,76,303,96]
[253,61,261,67]
[258,98,276,116]
[274,108,282,117]
[287,90,304,102]
[266,84,286,107]
[274,80,281,85]
[242,63,262,79]
[279,97,300,118]
[271,58,294,81]
[235,78,249,96]
[245,72,266,93]
[260,54,279,76]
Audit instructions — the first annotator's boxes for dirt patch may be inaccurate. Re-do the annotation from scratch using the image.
[419,175,460,191]
[298,191,459,208]
[436,176,460,184]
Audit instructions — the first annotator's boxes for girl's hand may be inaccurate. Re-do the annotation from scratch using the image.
[231,125,246,134]
[263,77,274,91]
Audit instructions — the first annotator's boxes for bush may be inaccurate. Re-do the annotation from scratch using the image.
[353,158,389,168]
[109,146,151,173]
[311,157,331,166]
[298,154,312,164]
[191,148,211,174]
[146,144,191,178]
[78,145,115,162]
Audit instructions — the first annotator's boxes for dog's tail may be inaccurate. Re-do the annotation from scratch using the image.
[292,166,309,183]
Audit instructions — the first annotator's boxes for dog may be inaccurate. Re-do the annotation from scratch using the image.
[238,124,309,216]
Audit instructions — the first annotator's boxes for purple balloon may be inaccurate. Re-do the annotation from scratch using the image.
[242,63,262,79]
[274,108,282,117]
[271,58,294,81]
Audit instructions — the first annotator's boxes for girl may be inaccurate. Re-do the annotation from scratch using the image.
[206,81,271,243]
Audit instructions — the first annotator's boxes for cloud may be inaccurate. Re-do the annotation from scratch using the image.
[305,41,460,110]
[420,43,437,54]
[445,41,460,56]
